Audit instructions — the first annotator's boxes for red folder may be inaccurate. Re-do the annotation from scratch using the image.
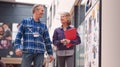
[64,28,77,48]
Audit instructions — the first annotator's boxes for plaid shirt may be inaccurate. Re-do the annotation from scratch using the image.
[14,17,53,55]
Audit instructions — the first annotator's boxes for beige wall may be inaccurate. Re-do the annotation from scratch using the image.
[102,0,120,67]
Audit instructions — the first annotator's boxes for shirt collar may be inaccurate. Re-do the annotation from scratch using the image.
[60,25,72,30]
[31,17,41,23]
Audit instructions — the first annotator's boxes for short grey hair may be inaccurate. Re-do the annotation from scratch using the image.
[32,4,45,13]
[61,12,72,25]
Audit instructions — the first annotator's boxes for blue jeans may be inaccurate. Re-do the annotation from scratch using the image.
[21,53,44,67]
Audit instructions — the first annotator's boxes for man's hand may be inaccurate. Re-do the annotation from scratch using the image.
[49,55,54,63]
[15,49,22,56]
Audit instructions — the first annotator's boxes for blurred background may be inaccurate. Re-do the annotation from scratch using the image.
[0,0,120,67]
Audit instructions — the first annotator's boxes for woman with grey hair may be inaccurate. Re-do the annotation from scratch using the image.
[52,12,81,67]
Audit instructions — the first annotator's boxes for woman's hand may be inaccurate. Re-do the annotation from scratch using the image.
[60,39,65,43]
[60,39,67,45]
[64,39,70,44]
[60,39,70,45]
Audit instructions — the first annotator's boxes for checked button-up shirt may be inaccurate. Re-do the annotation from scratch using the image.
[14,17,53,55]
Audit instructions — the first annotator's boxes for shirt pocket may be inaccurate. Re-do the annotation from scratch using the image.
[24,25,33,33]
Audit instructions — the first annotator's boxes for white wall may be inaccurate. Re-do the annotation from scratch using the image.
[102,0,120,67]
